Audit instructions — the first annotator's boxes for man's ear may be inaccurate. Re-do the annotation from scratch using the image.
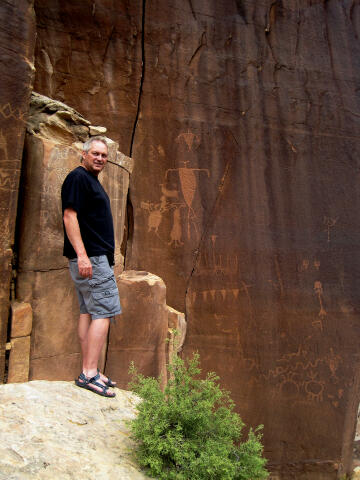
[81,151,86,162]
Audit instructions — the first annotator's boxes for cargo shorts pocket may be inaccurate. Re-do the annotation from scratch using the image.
[88,275,120,315]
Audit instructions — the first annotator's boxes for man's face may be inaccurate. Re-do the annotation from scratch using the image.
[81,140,108,176]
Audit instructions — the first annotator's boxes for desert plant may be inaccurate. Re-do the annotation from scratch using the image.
[128,353,268,480]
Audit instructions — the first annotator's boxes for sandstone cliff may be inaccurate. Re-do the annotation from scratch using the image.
[1,1,360,478]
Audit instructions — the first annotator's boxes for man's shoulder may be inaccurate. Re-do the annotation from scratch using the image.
[62,166,90,186]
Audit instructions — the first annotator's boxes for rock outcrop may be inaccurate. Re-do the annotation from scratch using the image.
[107,271,186,390]
[0,380,151,479]
[15,93,132,381]
[0,0,36,382]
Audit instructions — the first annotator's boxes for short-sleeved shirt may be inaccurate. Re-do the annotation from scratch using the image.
[61,166,115,264]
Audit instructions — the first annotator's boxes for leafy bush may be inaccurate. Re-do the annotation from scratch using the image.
[129,353,268,480]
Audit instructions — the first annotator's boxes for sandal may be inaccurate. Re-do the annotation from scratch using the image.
[75,372,116,398]
[97,369,117,388]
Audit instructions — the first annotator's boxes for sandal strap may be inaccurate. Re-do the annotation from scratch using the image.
[78,372,101,384]
[88,375,108,394]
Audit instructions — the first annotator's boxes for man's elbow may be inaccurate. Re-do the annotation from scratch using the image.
[63,208,77,224]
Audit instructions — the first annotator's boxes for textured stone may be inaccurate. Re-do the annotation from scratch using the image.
[7,336,31,383]
[166,305,186,358]
[15,94,132,381]
[107,271,169,390]
[0,0,36,382]
[10,301,32,338]
[33,0,143,154]
[89,125,107,135]
[32,1,360,477]
[0,381,151,479]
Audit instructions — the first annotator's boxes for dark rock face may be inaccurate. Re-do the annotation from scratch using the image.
[33,0,143,155]
[32,1,360,478]
[0,0,36,381]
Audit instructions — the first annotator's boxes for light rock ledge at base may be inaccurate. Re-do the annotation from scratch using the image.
[0,381,152,480]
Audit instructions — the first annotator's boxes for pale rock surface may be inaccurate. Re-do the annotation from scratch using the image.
[0,381,152,480]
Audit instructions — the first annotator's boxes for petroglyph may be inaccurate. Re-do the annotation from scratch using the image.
[198,235,238,275]
[314,259,320,270]
[243,344,343,403]
[314,281,327,318]
[166,160,210,240]
[0,103,26,121]
[299,258,310,272]
[168,207,183,247]
[194,282,253,303]
[0,129,8,160]
[305,371,325,402]
[323,216,338,243]
[176,130,200,151]
[0,170,19,191]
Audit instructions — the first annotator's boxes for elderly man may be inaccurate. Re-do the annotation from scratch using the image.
[61,136,121,398]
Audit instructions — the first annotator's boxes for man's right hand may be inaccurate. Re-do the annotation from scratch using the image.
[78,254,93,278]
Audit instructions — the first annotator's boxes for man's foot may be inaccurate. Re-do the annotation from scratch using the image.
[97,369,117,388]
[75,372,116,398]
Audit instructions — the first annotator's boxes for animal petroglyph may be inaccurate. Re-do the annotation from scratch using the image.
[314,259,320,270]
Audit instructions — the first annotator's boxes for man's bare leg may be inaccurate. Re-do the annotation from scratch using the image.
[78,314,115,389]
[78,313,91,362]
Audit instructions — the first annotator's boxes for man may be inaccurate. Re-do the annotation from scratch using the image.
[61,136,121,398]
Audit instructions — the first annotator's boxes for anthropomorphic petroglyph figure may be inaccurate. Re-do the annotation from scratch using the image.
[168,207,183,247]
[314,281,327,318]
[166,160,210,239]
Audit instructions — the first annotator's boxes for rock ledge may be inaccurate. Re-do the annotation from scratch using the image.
[0,381,151,479]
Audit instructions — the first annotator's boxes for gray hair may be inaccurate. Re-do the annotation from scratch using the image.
[82,136,108,153]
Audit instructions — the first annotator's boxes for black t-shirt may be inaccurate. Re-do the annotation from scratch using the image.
[61,166,115,263]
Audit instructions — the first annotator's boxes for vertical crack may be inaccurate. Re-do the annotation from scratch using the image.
[125,0,146,269]
[184,129,237,320]
[129,0,146,158]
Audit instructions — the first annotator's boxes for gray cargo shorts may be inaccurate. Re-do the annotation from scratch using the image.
[69,255,122,321]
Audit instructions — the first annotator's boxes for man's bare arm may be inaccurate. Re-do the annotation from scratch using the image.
[63,208,92,278]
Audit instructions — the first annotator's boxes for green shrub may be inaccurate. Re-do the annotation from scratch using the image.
[128,353,268,480]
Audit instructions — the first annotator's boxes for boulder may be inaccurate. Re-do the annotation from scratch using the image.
[107,271,169,390]
[0,380,151,479]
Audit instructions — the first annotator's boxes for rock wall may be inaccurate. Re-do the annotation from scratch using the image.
[126,2,360,477]
[0,0,35,382]
[1,0,359,477]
